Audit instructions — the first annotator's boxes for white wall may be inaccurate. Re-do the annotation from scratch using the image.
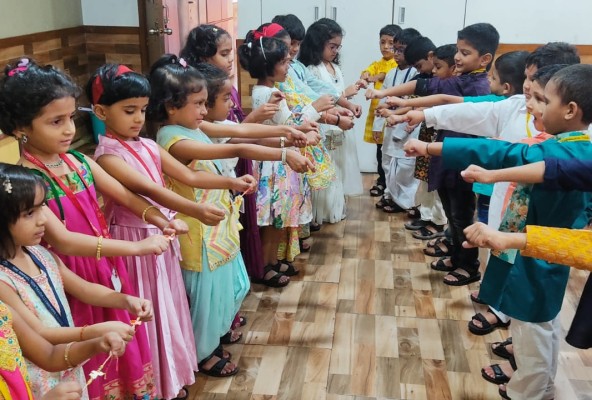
[0,0,83,39]
[81,0,139,26]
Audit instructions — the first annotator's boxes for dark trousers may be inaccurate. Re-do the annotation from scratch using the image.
[376,144,385,186]
[438,187,479,274]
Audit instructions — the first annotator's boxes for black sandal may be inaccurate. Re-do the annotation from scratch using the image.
[383,200,405,213]
[468,308,511,335]
[198,354,239,378]
[406,207,420,219]
[470,291,487,305]
[491,337,513,360]
[274,260,299,276]
[412,223,446,240]
[499,385,511,400]
[423,237,452,257]
[299,238,311,252]
[404,219,430,231]
[443,270,481,286]
[370,184,385,197]
[430,257,454,272]
[220,330,242,344]
[481,363,512,385]
[375,195,389,209]
[214,344,231,360]
[251,264,290,288]
[172,386,189,399]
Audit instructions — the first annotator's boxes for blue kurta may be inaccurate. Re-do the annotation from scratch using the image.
[442,133,592,322]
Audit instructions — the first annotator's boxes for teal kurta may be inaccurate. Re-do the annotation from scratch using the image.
[442,133,592,322]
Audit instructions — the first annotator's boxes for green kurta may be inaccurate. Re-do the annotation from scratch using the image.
[442,133,592,322]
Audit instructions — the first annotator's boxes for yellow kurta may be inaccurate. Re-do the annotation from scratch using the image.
[362,57,398,143]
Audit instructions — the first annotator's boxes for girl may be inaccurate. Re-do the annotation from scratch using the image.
[88,64,258,398]
[0,298,125,400]
[299,18,364,204]
[0,58,183,399]
[0,163,151,399]
[147,55,312,377]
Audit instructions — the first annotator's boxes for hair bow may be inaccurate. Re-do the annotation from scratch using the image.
[7,58,30,77]
[252,23,284,40]
[91,65,132,104]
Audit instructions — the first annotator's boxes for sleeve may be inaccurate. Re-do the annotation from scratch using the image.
[424,100,510,138]
[463,94,506,103]
[305,65,341,99]
[522,225,592,271]
[363,61,379,76]
[542,158,592,191]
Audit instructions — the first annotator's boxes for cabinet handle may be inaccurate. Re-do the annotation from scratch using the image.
[332,6,337,20]
[314,6,319,21]
[398,7,406,24]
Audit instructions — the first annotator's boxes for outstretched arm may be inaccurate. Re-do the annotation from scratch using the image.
[365,81,418,100]
[386,94,463,109]
[460,162,545,184]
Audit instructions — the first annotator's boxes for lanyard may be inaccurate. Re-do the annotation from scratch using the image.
[105,133,165,186]
[23,151,110,238]
[0,249,69,327]
[392,67,413,86]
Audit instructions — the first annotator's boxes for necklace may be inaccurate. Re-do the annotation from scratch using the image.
[44,158,64,168]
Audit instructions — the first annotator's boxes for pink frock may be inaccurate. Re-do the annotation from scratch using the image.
[95,136,197,398]
[39,151,156,400]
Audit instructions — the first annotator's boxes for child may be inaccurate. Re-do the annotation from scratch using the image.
[0,58,190,399]
[371,23,499,286]
[147,55,311,377]
[300,18,363,199]
[404,63,592,400]
[0,296,125,400]
[88,63,264,397]
[359,24,400,197]
[0,162,154,399]
[372,28,421,214]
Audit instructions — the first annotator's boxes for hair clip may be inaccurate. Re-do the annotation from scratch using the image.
[247,42,252,49]
[2,176,12,194]
[212,27,218,32]
[178,58,188,68]
[7,58,30,77]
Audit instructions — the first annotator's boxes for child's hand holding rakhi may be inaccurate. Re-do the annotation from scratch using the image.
[286,127,307,147]
[125,296,153,322]
[356,78,369,89]
[305,130,321,146]
[234,174,258,195]
[194,204,225,226]
[267,90,285,104]
[99,331,127,357]
[163,219,189,237]
[251,103,280,123]
[286,150,315,173]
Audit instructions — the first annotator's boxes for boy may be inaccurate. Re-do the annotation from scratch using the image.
[373,28,421,214]
[358,24,400,197]
[370,23,499,287]
[404,64,592,400]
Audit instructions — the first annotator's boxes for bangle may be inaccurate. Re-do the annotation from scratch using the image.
[336,114,341,126]
[96,236,103,260]
[64,342,75,368]
[141,205,157,223]
[281,148,287,165]
[280,136,285,148]
[80,325,88,341]
[425,142,431,156]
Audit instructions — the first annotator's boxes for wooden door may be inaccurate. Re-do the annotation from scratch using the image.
[139,0,172,72]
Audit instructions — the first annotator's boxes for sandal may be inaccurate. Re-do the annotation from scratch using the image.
[443,269,481,287]
[370,184,385,197]
[470,291,487,305]
[383,200,405,213]
[468,309,511,335]
[299,238,311,252]
[423,237,452,257]
[214,344,232,360]
[404,219,430,231]
[310,222,321,232]
[198,354,239,378]
[492,337,513,360]
[172,386,189,399]
[430,257,454,272]
[499,385,511,400]
[220,330,242,344]
[251,264,290,288]
[412,223,446,240]
[406,207,420,219]
[481,363,512,385]
[375,195,390,209]
[274,260,299,276]
[239,316,247,327]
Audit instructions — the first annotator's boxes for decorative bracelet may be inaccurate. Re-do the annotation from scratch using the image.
[141,205,157,223]
[80,325,88,341]
[336,114,341,126]
[280,137,285,149]
[281,148,287,165]
[96,236,103,260]
[64,342,75,368]
[425,142,431,156]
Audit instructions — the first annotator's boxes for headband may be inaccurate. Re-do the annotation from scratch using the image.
[7,58,30,77]
[91,65,132,104]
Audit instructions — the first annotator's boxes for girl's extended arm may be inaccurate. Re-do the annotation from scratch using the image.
[199,120,305,143]
[366,80,418,99]
[96,153,227,225]
[83,155,183,233]
[461,162,545,184]
[43,208,170,257]
[11,304,125,372]
[403,139,443,157]
[387,94,464,108]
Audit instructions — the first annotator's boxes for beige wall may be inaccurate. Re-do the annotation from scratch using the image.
[0,0,83,39]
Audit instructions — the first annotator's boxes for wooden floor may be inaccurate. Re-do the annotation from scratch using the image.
[188,174,592,400]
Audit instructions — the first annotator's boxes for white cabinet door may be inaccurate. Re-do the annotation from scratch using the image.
[327,0,395,172]
[261,0,326,32]
[465,0,592,44]
[237,0,262,39]
[394,0,467,46]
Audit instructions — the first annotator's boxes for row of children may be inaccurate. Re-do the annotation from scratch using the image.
[0,12,372,400]
[357,16,590,400]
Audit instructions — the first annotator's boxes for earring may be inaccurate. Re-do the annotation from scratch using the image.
[21,135,28,144]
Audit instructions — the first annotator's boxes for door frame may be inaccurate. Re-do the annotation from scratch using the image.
[137,0,149,72]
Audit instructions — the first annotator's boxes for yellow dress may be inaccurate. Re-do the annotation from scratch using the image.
[522,225,592,271]
[362,57,398,144]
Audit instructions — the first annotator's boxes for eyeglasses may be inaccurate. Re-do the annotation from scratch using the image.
[327,43,342,52]
[394,47,406,54]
